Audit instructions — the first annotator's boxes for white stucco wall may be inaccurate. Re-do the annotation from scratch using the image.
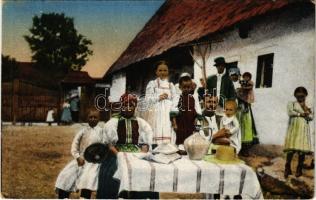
[109,72,126,102]
[194,11,315,145]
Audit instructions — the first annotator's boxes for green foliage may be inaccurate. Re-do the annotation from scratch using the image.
[24,13,93,79]
[2,55,19,82]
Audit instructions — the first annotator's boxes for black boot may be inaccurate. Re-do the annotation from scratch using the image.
[284,152,293,178]
[58,189,70,199]
[295,153,305,177]
[80,189,92,199]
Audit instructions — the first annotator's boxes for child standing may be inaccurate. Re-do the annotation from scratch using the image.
[55,109,105,199]
[46,107,55,126]
[212,100,241,153]
[284,87,313,178]
[145,61,178,144]
[171,75,202,145]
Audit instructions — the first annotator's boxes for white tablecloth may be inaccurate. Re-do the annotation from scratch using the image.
[114,152,263,199]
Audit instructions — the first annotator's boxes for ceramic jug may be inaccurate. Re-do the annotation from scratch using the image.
[184,132,210,160]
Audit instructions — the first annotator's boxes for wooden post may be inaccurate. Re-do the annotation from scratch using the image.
[58,84,63,125]
[79,86,86,122]
[12,79,19,125]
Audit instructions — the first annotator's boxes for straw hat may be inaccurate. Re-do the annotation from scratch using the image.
[203,145,244,164]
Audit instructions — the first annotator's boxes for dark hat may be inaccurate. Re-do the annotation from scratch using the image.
[213,57,226,67]
[84,143,109,163]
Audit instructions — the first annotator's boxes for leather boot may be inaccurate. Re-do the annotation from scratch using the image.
[284,152,293,178]
[295,153,305,177]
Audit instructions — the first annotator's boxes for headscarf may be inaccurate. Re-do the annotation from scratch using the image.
[119,93,138,107]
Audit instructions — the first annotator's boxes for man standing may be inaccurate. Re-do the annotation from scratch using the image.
[206,57,236,114]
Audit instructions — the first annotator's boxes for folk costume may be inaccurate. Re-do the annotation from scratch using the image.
[97,94,154,199]
[236,80,259,149]
[284,101,314,178]
[145,78,178,144]
[103,115,153,150]
[284,101,313,153]
[61,102,72,123]
[171,93,202,145]
[55,125,104,194]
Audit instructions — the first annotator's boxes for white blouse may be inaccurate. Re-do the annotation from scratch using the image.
[103,117,153,146]
[71,125,105,159]
[145,78,178,106]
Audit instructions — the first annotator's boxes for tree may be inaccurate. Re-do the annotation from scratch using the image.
[24,13,93,79]
[2,55,19,82]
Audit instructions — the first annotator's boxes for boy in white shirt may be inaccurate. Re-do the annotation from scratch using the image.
[55,109,105,199]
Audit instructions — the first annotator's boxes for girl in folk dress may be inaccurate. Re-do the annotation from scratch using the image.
[284,87,314,178]
[145,61,178,144]
[55,109,105,199]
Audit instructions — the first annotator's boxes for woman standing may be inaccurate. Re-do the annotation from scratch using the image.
[145,61,178,144]
[284,87,313,178]
[237,72,259,155]
[61,100,72,125]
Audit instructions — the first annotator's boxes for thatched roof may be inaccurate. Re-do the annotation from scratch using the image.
[61,71,95,86]
[106,0,297,75]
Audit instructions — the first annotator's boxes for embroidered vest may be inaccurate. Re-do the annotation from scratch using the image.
[117,117,139,144]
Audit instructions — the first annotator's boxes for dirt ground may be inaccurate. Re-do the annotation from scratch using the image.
[1,125,81,198]
[1,125,206,199]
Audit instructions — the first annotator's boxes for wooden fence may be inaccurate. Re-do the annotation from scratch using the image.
[2,79,60,122]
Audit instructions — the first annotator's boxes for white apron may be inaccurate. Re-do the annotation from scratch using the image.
[145,78,178,144]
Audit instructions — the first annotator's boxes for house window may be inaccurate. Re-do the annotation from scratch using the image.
[255,53,274,88]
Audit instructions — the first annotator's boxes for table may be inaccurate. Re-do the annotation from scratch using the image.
[114,152,263,199]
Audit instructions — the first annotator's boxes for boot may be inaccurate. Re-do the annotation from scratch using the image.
[284,152,293,178]
[295,153,305,177]
[58,189,70,199]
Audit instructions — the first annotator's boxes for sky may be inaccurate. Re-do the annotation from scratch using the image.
[2,0,164,77]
